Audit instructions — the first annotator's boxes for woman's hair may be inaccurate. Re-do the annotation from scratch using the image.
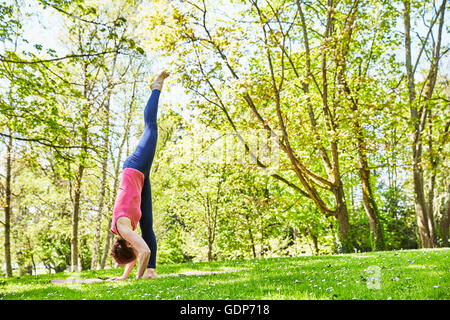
[110,237,136,265]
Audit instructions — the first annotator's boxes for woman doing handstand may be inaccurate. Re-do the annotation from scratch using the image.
[108,71,169,281]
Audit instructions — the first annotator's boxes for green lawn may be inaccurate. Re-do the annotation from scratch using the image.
[1,248,449,300]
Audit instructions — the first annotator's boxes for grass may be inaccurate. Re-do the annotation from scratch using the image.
[0,248,449,300]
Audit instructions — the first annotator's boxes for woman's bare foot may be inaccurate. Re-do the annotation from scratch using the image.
[150,71,170,91]
[142,268,158,279]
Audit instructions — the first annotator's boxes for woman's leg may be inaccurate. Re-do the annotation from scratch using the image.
[122,89,161,177]
[123,70,169,175]
[140,177,157,270]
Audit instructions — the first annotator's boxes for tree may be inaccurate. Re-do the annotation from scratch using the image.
[99,61,144,269]
[2,130,13,277]
[48,0,147,271]
[139,0,401,251]
[402,0,447,248]
[1,0,147,273]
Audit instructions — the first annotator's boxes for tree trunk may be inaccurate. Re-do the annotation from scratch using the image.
[298,0,351,251]
[310,233,319,256]
[330,0,383,252]
[334,184,351,252]
[403,0,430,248]
[307,227,320,255]
[100,79,136,268]
[91,117,109,270]
[359,165,385,251]
[440,182,450,247]
[320,0,352,252]
[71,59,89,272]
[427,111,438,247]
[421,0,447,246]
[91,100,111,270]
[207,229,213,262]
[71,163,84,272]
[3,130,13,277]
[339,35,385,251]
[413,156,432,248]
[352,110,385,250]
[260,223,265,258]
[100,164,119,269]
[245,214,257,259]
[100,132,123,269]
[355,123,385,250]
[403,0,446,248]
[100,227,114,269]
[91,43,120,269]
[206,195,213,261]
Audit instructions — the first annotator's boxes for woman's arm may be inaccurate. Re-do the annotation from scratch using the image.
[135,251,150,278]
[116,217,151,279]
[121,260,137,279]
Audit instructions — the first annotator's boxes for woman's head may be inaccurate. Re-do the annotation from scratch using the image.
[110,237,137,265]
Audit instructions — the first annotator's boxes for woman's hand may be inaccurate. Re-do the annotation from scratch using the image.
[106,275,128,282]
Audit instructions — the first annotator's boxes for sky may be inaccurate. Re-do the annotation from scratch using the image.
[15,0,191,119]
[11,0,450,102]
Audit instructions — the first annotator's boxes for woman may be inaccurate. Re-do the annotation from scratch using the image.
[107,71,169,281]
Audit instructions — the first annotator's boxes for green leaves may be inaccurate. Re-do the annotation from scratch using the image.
[2,0,449,277]
[0,3,21,41]
[114,16,127,27]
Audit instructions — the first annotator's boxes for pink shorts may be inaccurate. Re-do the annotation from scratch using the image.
[110,168,145,237]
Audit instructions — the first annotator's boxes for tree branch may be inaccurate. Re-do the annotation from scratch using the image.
[0,50,120,65]
[0,132,95,151]
[39,0,108,26]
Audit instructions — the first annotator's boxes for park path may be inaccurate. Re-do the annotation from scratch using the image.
[50,269,242,284]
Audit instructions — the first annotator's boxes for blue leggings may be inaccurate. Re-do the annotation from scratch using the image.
[122,89,160,269]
